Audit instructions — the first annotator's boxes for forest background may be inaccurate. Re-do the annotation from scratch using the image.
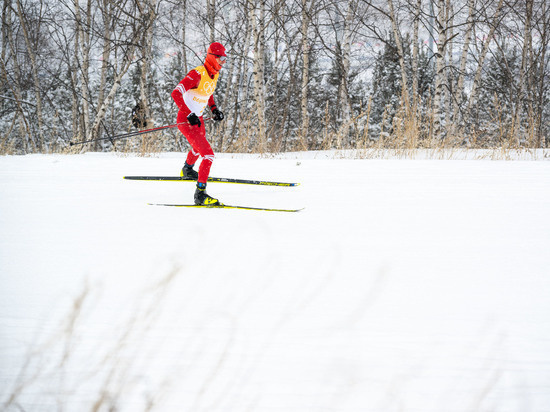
[1,0,548,155]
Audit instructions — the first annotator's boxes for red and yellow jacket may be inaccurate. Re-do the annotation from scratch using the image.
[172,65,219,116]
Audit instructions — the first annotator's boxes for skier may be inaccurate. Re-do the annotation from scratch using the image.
[171,42,226,205]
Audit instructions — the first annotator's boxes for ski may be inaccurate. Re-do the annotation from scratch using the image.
[124,175,299,187]
[148,203,303,212]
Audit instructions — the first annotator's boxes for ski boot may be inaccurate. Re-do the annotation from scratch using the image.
[194,183,221,206]
[181,162,199,180]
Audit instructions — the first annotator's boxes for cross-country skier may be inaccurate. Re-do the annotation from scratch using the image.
[171,42,226,205]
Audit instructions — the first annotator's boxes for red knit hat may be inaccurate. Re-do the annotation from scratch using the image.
[204,42,226,75]
[208,42,226,57]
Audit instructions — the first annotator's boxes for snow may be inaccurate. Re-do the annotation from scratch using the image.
[1,152,550,411]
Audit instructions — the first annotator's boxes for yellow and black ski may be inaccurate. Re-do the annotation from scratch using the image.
[124,175,299,187]
[148,203,303,212]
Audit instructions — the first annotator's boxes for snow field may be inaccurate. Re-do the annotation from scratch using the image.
[1,152,549,411]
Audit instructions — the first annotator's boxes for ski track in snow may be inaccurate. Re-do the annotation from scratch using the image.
[1,152,550,411]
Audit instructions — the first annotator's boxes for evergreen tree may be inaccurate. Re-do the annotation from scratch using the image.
[369,35,434,139]
[370,39,402,127]
[476,44,521,141]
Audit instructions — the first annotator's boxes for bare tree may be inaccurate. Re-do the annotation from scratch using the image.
[300,0,312,149]
[513,0,533,144]
[87,0,141,147]
[182,0,188,70]
[1,0,547,153]
[73,0,92,142]
[136,0,158,129]
[3,0,33,151]
[15,0,46,150]
[387,0,410,113]
[411,0,422,110]
[431,0,446,140]
[338,0,355,140]
[249,0,267,151]
[449,0,474,137]
[533,0,550,147]
[466,0,505,122]
[207,0,215,44]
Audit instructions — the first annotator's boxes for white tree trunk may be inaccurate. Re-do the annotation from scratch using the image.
[338,0,354,143]
[514,0,533,144]
[207,0,215,45]
[300,0,310,149]
[3,1,32,151]
[94,0,113,146]
[74,0,91,140]
[182,0,187,70]
[89,48,136,139]
[450,0,474,137]
[138,0,157,129]
[466,0,504,115]
[536,0,549,147]
[411,0,422,109]
[16,0,45,151]
[388,0,410,113]
[432,0,446,140]
[249,0,267,152]
[445,0,453,127]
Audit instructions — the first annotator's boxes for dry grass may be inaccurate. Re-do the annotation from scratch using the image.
[2,267,182,412]
[1,97,547,158]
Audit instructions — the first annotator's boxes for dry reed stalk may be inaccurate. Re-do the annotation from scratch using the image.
[139,131,162,157]
[320,101,332,151]
[526,105,537,149]
[230,110,253,153]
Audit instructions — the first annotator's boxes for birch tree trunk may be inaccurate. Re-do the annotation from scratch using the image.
[444,0,453,128]
[70,12,80,143]
[4,0,33,151]
[227,41,246,148]
[450,0,474,137]
[74,0,91,141]
[16,0,45,151]
[266,0,282,146]
[338,0,354,143]
[228,13,251,149]
[217,38,235,150]
[514,0,533,145]
[388,0,410,113]
[300,0,310,149]
[207,0,215,44]
[93,0,113,148]
[411,0,422,110]
[182,0,187,70]
[138,0,157,129]
[281,23,299,151]
[432,0,446,141]
[249,0,267,152]
[535,0,549,147]
[2,0,31,153]
[466,0,504,117]
[89,46,137,139]
[1,0,8,93]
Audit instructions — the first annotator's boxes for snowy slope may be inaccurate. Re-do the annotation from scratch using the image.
[1,152,549,412]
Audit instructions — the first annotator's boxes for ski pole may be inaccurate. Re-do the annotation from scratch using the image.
[69,117,213,146]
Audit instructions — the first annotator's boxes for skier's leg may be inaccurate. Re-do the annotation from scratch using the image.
[177,111,202,178]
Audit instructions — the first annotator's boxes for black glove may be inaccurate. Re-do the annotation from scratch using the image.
[187,113,201,127]
[212,108,224,121]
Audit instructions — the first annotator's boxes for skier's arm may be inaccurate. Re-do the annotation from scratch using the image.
[208,95,217,112]
[171,70,201,109]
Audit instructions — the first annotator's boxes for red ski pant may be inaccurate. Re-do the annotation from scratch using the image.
[177,109,214,184]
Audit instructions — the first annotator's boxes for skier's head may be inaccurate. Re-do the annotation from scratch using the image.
[204,42,226,74]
